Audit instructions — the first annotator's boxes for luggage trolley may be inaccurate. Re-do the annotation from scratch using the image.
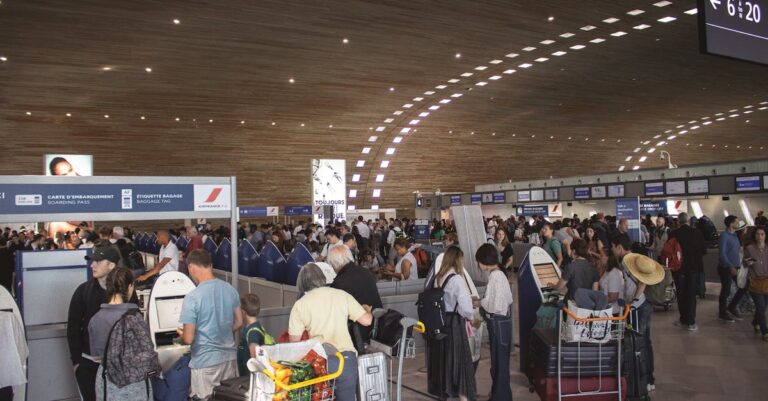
[362,309,426,401]
[247,351,344,401]
[556,305,630,401]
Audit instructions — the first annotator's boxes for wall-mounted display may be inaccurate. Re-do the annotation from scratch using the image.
[574,187,590,200]
[698,0,768,66]
[687,178,709,194]
[531,189,544,201]
[665,181,686,195]
[736,176,761,192]
[450,195,461,206]
[471,194,482,204]
[645,182,664,196]
[591,186,606,199]
[517,191,531,202]
[545,188,559,200]
[44,154,93,176]
[482,193,493,203]
[493,192,506,203]
[608,184,625,198]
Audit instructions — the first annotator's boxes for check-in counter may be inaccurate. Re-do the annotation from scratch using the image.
[398,278,427,295]
[377,281,398,297]
[248,277,285,309]
[512,242,534,270]
[27,324,79,401]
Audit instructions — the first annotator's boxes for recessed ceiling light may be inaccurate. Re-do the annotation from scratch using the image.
[386,148,395,155]
[209,119,213,123]
[402,103,413,108]
[372,189,381,197]
[418,112,430,117]
[685,8,698,15]
[288,78,295,83]
[435,84,447,89]
[518,63,532,68]
[342,38,349,44]
[560,32,575,38]
[392,110,403,115]
[175,117,180,121]
[552,51,567,56]
[570,44,585,50]
[590,38,606,43]
[639,156,647,162]
[376,126,385,131]
[540,39,555,45]
[505,53,519,58]
[535,57,549,62]
[503,69,516,74]
[66,113,72,117]
[489,75,502,80]
[625,156,632,162]
[475,81,488,86]
[400,128,411,134]
[439,98,451,104]
[647,148,656,153]
[356,160,365,167]
[658,16,676,23]
[522,46,536,52]
[389,87,395,92]
[349,190,357,198]
[241,121,246,124]
[25,111,31,116]
[581,25,596,31]
[361,147,371,154]
[633,24,651,30]
[447,79,460,83]
[409,119,420,125]
[145,67,152,73]
[271,122,276,125]
[618,166,625,171]
[633,165,640,171]
[627,9,645,16]
[0,56,7,62]
[603,17,620,24]
[352,174,360,182]
[489,59,503,64]
[140,116,145,120]
[173,19,180,24]
[548,16,555,22]
[375,174,384,182]
[102,66,112,71]
[474,66,487,71]
[633,147,641,152]
[455,53,461,58]
[368,136,378,142]
[611,31,628,37]
[654,1,672,8]
[380,160,390,168]
[429,105,440,110]
[104,114,109,118]
[393,136,403,143]
[300,123,305,127]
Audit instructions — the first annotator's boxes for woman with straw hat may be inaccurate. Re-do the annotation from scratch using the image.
[611,235,664,393]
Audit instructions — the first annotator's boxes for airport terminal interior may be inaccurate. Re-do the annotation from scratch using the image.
[1,0,768,401]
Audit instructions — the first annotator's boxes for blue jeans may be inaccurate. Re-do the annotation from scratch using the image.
[485,314,512,401]
[328,351,358,401]
[752,292,768,335]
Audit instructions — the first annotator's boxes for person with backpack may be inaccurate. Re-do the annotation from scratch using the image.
[236,294,274,376]
[668,212,706,331]
[423,246,477,401]
[68,246,121,401]
[177,250,243,400]
[89,267,159,401]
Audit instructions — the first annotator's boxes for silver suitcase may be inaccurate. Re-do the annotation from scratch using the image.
[358,352,389,401]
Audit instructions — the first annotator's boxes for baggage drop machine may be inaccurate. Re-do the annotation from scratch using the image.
[148,271,197,370]
[517,246,563,373]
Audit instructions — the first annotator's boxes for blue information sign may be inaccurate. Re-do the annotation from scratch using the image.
[493,192,506,203]
[616,197,641,243]
[644,182,664,196]
[239,207,268,217]
[450,195,461,206]
[574,187,590,199]
[736,176,761,192]
[285,206,312,216]
[414,224,430,240]
[516,205,549,216]
[470,194,482,204]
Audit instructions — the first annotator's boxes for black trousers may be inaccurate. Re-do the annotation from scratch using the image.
[673,271,700,325]
[718,267,747,314]
[75,359,100,401]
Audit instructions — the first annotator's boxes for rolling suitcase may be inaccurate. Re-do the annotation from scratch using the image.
[358,352,389,401]
[623,330,651,401]
[531,366,626,401]
[210,376,250,401]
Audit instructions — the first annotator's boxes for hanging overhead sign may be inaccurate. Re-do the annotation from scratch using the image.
[311,159,346,224]
[450,195,462,206]
[239,207,268,217]
[470,194,482,204]
[285,206,312,216]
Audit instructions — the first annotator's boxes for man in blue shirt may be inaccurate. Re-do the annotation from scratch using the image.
[178,250,242,400]
[718,215,745,322]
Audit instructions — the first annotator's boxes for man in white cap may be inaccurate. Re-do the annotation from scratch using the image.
[611,235,664,393]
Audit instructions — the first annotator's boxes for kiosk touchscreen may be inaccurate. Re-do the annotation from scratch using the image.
[147,271,197,370]
[516,246,563,372]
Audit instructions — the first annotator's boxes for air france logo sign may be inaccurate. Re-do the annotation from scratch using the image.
[194,185,232,211]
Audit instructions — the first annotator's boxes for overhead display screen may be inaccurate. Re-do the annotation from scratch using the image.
[764,175,768,190]
[687,179,710,194]
[574,187,590,200]
[591,186,606,199]
[608,184,625,198]
[645,182,664,196]
[698,0,768,65]
[666,181,686,195]
[736,175,761,192]
[545,188,559,200]
[517,191,531,202]
[531,189,544,201]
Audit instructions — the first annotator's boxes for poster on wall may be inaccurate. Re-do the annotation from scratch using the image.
[44,154,93,176]
[616,197,641,243]
[666,200,687,216]
[311,159,346,224]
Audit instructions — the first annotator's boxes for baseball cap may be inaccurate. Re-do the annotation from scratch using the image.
[85,246,120,264]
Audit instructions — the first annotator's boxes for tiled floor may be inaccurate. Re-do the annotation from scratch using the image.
[396,283,768,401]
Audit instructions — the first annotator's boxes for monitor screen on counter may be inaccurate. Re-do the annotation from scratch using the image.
[155,297,185,331]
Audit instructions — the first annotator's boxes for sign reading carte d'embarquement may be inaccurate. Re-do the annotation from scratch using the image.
[0,183,232,215]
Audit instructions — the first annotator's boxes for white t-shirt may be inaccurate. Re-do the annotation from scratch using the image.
[600,268,625,314]
[159,241,179,274]
[355,222,371,239]
[320,241,343,258]
[395,252,419,280]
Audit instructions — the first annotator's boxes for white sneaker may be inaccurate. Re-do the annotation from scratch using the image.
[647,383,656,392]
[687,324,699,332]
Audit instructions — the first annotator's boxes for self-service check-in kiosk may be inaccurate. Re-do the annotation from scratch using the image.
[517,246,563,372]
[147,271,196,371]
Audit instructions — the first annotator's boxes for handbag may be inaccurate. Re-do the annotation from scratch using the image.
[749,276,768,295]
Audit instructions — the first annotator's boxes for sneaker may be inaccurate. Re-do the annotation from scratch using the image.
[728,308,743,320]
[647,383,656,392]
[687,324,699,332]
[719,312,736,323]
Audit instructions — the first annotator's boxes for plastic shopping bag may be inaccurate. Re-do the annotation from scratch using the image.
[566,300,613,344]
[251,340,329,401]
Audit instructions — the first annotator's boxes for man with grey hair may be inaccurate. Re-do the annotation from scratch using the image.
[329,246,382,347]
[110,226,128,244]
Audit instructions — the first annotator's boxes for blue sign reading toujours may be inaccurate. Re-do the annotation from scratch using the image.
[0,184,194,214]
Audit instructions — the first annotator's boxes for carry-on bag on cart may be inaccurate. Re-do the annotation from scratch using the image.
[357,352,390,401]
[211,376,251,401]
[531,366,627,401]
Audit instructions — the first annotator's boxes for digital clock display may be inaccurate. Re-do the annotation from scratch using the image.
[699,0,768,65]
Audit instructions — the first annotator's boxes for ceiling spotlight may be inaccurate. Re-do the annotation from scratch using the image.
[208,119,213,123]
[288,78,295,83]
[140,116,146,120]
[271,122,276,125]
[342,38,349,44]
[389,87,395,92]
[0,56,7,62]
[175,117,180,121]
[173,19,180,24]
[300,123,305,127]
[145,67,152,73]
[328,124,333,128]
[65,113,72,117]
[455,53,461,59]
[240,120,245,124]
[25,111,31,116]
[102,66,112,71]
[548,16,555,22]
[104,114,109,118]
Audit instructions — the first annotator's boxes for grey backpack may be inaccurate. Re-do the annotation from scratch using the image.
[102,309,160,398]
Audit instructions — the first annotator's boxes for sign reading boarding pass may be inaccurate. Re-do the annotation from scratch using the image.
[0,183,232,215]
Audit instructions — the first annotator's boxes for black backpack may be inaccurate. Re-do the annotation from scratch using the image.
[102,309,160,399]
[416,273,456,340]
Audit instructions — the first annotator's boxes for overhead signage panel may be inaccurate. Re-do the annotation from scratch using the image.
[687,179,709,194]
[698,0,768,65]
[645,182,664,196]
[450,195,462,206]
[736,175,761,192]
[493,192,506,203]
[471,194,482,204]
[285,206,312,216]
[608,184,625,198]
[574,187,590,200]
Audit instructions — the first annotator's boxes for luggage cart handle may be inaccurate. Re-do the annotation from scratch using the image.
[261,352,345,391]
[561,305,630,323]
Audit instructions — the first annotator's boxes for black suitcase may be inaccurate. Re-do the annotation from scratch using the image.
[623,331,651,401]
[211,376,250,401]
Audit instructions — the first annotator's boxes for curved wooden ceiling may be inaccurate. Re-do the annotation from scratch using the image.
[0,0,766,210]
